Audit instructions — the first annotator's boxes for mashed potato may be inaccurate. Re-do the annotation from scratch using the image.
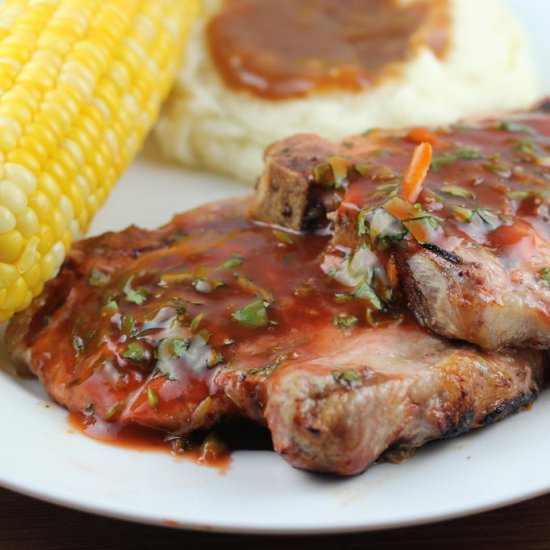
[156,0,540,184]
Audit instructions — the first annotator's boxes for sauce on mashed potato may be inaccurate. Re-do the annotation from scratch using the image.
[207,0,450,99]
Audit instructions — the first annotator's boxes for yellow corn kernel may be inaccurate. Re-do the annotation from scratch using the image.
[0,0,200,321]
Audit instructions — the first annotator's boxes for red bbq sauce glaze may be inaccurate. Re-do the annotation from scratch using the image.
[22,199,408,461]
[207,0,449,100]
[68,412,231,470]
[312,110,550,280]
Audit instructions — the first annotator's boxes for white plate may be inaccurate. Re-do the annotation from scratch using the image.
[1,0,550,535]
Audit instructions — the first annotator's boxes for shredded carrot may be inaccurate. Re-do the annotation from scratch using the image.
[387,255,399,288]
[406,128,439,145]
[400,142,433,203]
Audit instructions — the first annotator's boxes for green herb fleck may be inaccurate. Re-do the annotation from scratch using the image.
[431,147,482,170]
[450,204,474,223]
[500,121,534,134]
[333,313,359,330]
[123,342,148,362]
[357,208,369,237]
[272,229,294,245]
[198,329,211,343]
[235,275,274,303]
[123,276,148,305]
[190,312,205,332]
[217,256,243,270]
[440,185,476,199]
[88,268,111,287]
[169,298,186,317]
[354,282,384,310]
[125,288,147,305]
[483,162,511,177]
[332,369,362,387]
[169,337,190,358]
[104,297,119,312]
[232,298,269,328]
[247,363,278,376]
[334,292,353,303]
[105,403,121,421]
[474,208,500,228]
[121,314,136,336]
[147,386,159,408]
[539,268,550,283]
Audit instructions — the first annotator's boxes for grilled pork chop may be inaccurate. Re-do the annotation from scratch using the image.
[252,103,550,350]
[6,199,543,474]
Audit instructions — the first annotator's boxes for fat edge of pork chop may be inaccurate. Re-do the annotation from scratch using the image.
[397,239,550,351]
[265,324,543,475]
[251,103,550,351]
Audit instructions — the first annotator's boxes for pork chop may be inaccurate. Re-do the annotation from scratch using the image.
[252,102,550,350]
[5,199,543,474]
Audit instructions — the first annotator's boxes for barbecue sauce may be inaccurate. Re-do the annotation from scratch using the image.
[310,111,550,277]
[207,0,449,100]
[22,199,407,459]
[68,412,231,470]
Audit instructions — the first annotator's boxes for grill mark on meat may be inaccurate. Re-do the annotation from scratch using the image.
[421,243,462,265]
[480,393,536,427]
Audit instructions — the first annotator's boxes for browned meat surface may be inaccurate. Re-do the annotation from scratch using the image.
[266,324,541,474]
[5,199,543,475]
[252,103,550,351]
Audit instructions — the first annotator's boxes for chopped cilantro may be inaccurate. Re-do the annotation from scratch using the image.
[334,292,353,303]
[431,147,481,170]
[474,208,500,228]
[125,287,147,305]
[450,205,474,223]
[147,386,159,408]
[232,298,269,328]
[105,403,121,421]
[333,313,358,330]
[123,276,148,305]
[272,229,294,245]
[440,185,476,199]
[539,268,550,284]
[190,312,205,332]
[217,256,243,270]
[121,314,136,336]
[169,337,190,358]
[357,208,369,237]
[103,297,119,312]
[354,281,384,310]
[500,121,534,134]
[123,342,148,362]
[332,369,362,387]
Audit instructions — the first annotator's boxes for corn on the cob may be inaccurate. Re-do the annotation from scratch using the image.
[0,0,200,322]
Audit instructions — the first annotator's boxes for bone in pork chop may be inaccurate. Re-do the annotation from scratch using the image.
[252,103,550,351]
[5,199,543,475]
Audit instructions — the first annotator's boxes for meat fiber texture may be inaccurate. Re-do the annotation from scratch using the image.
[156,0,539,184]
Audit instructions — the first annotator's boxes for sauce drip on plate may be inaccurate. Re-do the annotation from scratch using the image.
[207,0,449,100]
[68,412,274,470]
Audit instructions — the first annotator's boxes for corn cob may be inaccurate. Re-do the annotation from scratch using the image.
[0,0,200,322]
